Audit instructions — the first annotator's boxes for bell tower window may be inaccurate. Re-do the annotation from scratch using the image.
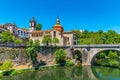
[32,22,34,26]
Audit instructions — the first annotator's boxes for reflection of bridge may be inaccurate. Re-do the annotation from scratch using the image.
[67,44,120,65]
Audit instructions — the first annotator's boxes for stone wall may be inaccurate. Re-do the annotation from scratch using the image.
[0,47,29,65]
[0,46,73,65]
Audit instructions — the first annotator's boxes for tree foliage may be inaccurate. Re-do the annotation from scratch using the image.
[74,50,82,61]
[74,30,120,44]
[108,51,118,58]
[36,23,42,30]
[55,49,66,63]
[42,35,52,45]
[1,31,14,42]
[94,50,120,68]
[26,40,40,66]
[52,37,59,45]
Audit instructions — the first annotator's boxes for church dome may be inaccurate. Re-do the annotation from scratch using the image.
[52,18,64,32]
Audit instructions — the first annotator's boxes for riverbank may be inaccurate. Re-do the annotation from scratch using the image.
[0,63,68,78]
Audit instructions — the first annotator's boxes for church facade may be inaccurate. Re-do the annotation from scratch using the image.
[29,17,74,46]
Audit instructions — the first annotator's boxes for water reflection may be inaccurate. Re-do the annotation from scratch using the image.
[2,66,120,80]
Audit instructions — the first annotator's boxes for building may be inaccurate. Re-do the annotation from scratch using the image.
[15,28,29,39]
[0,25,6,33]
[4,23,16,34]
[0,25,7,42]
[0,17,76,46]
[30,17,74,46]
[3,23,30,39]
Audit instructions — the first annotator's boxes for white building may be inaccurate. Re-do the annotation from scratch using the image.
[3,23,30,39]
[4,23,16,34]
[15,28,29,39]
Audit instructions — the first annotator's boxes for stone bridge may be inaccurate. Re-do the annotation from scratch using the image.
[66,44,120,65]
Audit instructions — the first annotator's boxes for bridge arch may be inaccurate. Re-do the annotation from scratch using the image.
[90,49,120,65]
[73,50,82,62]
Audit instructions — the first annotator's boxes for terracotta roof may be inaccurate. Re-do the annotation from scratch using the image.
[16,28,29,32]
[62,31,73,34]
[4,23,16,27]
[52,18,64,32]
[31,30,51,33]
[0,25,3,28]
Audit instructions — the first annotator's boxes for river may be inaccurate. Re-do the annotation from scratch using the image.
[1,66,120,80]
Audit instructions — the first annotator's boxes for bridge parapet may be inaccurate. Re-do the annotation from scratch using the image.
[72,44,120,48]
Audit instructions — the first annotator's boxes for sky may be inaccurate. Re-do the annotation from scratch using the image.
[0,0,120,33]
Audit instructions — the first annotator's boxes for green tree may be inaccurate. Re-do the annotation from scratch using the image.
[83,30,89,34]
[73,30,81,39]
[97,52,106,59]
[109,58,119,68]
[52,37,59,45]
[36,23,42,30]
[98,30,103,34]
[42,35,52,46]
[74,50,82,61]
[14,39,23,44]
[55,49,66,63]
[108,51,118,58]
[1,31,14,42]
[26,40,40,66]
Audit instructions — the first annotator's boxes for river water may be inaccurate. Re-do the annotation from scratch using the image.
[1,66,120,80]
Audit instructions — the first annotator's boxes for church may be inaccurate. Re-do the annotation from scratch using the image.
[29,17,75,46]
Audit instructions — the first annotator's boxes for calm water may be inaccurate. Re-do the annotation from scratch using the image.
[1,66,120,80]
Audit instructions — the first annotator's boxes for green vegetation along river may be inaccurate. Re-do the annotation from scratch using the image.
[1,66,120,80]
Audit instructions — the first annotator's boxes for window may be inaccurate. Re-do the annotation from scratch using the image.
[18,30,19,34]
[67,37,69,41]
[32,22,34,26]
[24,32,25,36]
[21,31,22,35]
[53,31,56,37]
[26,32,28,36]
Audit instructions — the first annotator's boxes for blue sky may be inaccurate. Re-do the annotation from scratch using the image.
[0,0,120,33]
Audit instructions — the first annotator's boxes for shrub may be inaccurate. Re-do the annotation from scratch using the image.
[2,69,14,76]
[0,61,3,66]
[65,59,74,67]
[55,49,66,63]
[10,69,26,76]
[14,39,23,44]
[0,59,13,71]
[0,73,3,78]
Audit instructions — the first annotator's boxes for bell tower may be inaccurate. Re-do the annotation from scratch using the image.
[29,17,36,32]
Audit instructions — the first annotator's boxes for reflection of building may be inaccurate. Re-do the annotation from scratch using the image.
[30,17,74,46]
